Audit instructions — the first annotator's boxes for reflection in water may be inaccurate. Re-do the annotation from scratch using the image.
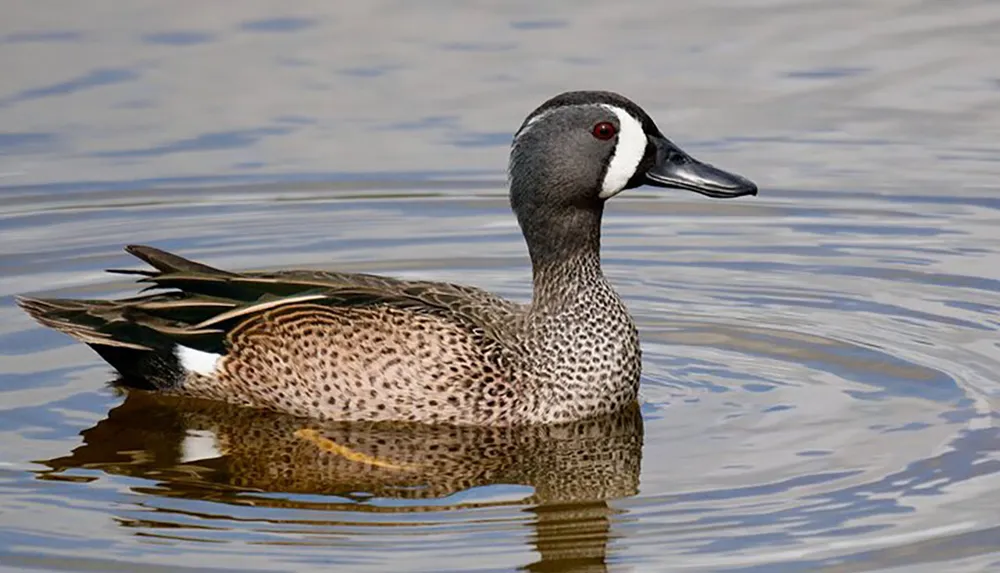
[37,392,644,572]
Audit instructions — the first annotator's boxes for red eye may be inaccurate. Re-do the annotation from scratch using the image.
[592,121,616,140]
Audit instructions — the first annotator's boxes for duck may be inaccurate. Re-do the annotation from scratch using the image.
[18,90,757,426]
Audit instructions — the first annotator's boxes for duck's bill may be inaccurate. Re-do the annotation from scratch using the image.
[643,137,757,198]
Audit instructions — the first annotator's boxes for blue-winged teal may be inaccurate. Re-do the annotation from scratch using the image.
[19,90,757,426]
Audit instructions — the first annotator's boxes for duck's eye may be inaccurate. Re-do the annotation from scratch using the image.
[592,121,616,140]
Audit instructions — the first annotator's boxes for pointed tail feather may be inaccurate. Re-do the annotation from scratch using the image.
[16,295,184,390]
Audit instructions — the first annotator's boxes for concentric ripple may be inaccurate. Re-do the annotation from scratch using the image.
[1,184,998,572]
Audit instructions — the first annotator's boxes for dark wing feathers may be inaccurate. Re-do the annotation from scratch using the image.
[125,244,236,276]
[18,244,518,357]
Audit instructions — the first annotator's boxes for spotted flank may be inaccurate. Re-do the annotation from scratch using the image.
[18,90,756,426]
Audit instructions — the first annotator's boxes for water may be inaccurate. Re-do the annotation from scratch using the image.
[2,2,1000,572]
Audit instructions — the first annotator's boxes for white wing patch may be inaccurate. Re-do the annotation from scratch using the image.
[176,345,221,376]
[599,105,647,199]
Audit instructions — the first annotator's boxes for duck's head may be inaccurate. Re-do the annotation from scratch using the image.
[508,91,757,222]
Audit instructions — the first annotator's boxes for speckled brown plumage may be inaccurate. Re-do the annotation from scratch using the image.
[17,90,756,426]
[201,303,510,425]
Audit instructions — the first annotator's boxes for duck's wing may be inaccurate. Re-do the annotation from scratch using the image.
[127,245,518,322]
[17,245,520,389]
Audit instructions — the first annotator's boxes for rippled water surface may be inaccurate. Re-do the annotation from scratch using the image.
[2,2,1000,572]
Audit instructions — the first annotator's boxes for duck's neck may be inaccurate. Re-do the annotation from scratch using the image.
[522,204,608,311]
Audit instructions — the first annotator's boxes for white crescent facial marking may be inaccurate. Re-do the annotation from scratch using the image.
[598,105,648,199]
[176,344,221,376]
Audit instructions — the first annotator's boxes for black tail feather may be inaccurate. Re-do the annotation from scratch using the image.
[90,344,182,391]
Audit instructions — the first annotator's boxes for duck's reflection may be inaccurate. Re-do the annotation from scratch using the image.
[38,391,644,572]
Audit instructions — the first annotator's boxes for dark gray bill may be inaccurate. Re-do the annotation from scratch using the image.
[643,136,757,198]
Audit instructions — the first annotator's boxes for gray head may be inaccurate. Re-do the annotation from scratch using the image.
[507,90,757,269]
